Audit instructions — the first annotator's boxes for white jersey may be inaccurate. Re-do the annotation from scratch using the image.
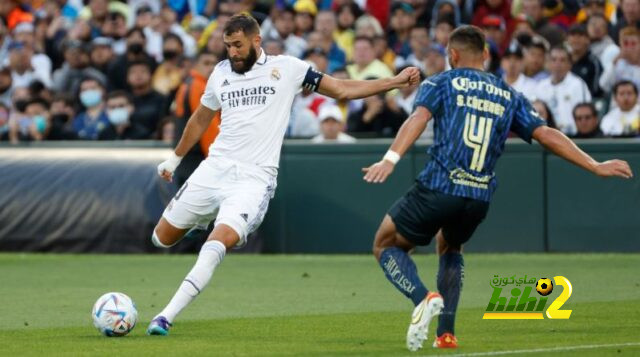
[600,104,640,136]
[533,72,591,135]
[200,49,315,169]
[507,73,537,101]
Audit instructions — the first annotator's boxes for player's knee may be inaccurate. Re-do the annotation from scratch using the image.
[151,230,175,249]
[373,231,393,261]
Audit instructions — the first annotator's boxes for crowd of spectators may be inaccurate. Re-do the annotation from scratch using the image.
[0,0,639,146]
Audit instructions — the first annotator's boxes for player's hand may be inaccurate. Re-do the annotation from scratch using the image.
[393,67,421,88]
[362,160,395,184]
[157,153,183,182]
[594,159,633,179]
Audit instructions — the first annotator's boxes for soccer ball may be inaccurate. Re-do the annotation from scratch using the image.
[92,292,138,337]
[536,278,553,296]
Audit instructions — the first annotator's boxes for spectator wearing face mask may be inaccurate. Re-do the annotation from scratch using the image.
[47,93,78,140]
[72,76,109,140]
[8,86,29,144]
[99,90,146,140]
[152,33,185,96]
[106,27,157,91]
[9,97,50,142]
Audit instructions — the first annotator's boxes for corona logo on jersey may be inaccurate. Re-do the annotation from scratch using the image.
[451,77,512,100]
[482,275,573,320]
[220,86,277,108]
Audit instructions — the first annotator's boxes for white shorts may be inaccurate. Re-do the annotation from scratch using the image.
[162,157,277,247]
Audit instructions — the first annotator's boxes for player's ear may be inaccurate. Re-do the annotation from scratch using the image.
[448,47,458,67]
[253,34,262,49]
[482,46,490,63]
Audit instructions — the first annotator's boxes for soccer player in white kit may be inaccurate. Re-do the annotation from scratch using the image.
[147,14,421,335]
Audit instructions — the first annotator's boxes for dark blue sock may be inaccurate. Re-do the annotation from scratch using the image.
[437,252,464,336]
[379,247,428,306]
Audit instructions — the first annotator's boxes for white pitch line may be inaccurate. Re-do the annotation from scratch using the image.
[444,342,640,356]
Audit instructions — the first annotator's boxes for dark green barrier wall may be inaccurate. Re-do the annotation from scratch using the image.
[261,139,640,253]
[546,143,640,252]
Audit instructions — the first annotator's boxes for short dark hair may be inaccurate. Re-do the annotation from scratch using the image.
[51,93,75,107]
[163,32,184,48]
[448,25,486,54]
[223,13,260,37]
[435,13,456,27]
[107,90,133,103]
[128,60,153,74]
[79,75,105,88]
[26,97,49,110]
[568,24,588,37]
[572,102,598,119]
[196,48,218,60]
[613,80,639,96]
[127,27,146,40]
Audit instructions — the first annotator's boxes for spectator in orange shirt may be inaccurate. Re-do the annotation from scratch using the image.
[1,0,34,31]
[173,50,220,186]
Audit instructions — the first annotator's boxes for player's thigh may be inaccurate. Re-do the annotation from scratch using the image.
[162,163,221,233]
[441,198,490,247]
[387,183,451,247]
[215,176,276,248]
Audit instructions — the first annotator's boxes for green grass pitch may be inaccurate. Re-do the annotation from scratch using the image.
[0,253,639,356]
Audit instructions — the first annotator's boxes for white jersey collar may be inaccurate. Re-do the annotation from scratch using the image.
[250,48,267,71]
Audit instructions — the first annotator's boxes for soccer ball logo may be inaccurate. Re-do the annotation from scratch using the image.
[536,278,553,296]
[92,292,138,337]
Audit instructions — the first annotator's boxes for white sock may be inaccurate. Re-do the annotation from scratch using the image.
[157,240,226,323]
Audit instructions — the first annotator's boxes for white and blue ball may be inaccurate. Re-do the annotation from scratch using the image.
[91,292,138,337]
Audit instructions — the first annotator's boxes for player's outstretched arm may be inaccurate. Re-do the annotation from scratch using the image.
[362,107,432,183]
[532,126,633,179]
[317,67,421,100]
[157,104,218,182]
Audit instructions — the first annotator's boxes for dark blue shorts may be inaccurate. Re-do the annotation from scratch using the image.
[388,183,490,246]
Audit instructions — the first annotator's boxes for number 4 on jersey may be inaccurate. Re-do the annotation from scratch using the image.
[463,113,493,172]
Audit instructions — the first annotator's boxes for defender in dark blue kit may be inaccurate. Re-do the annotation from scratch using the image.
[362,26,633,352]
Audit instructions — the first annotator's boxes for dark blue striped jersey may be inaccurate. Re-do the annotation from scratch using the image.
[414,68,546,202]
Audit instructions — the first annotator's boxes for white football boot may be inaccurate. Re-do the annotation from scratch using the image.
[406,292,444,351]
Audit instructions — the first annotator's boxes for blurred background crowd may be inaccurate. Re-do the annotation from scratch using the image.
[0,0,639,149]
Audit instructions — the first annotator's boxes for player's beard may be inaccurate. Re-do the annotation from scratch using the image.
[230,46,258,74]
